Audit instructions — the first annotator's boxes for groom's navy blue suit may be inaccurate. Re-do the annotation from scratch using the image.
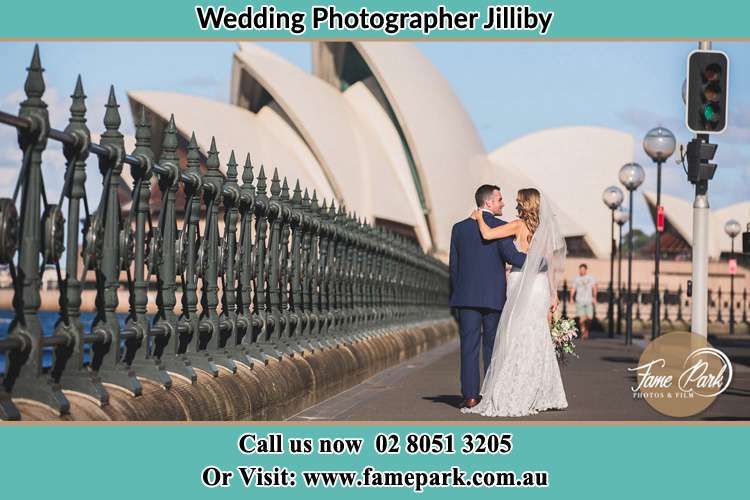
[449,212,526,400]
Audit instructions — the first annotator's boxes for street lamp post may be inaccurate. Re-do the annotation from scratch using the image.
[643,127,676,340]
[614,206,629,336]
[619,162,645,345]
[602,186,624,338]
[725,219,741,335]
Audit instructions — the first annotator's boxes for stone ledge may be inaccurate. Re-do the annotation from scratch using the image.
[13,318,458,421]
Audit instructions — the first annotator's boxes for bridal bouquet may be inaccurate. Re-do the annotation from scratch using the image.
[550,316,579,363]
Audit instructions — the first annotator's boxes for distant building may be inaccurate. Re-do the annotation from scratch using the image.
[488,126,634,258]
[644,192,750,264]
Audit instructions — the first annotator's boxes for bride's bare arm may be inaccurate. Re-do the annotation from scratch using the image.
[471,212,520,241]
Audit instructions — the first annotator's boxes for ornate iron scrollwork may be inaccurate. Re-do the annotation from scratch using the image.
[42,204,65,263]
[174,228,188,276]
[82,212,103,270]
[0,198,19,264]
[145,225,162,274]
[118,226,134,271]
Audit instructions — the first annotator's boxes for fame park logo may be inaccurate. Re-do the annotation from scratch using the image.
[628,331,733,417]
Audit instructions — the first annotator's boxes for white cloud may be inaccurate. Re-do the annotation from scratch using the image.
[0,167,17,197]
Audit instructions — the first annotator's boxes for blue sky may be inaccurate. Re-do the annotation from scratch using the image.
[0,41,748,230]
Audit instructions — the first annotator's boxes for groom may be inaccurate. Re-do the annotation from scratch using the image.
[449,185,526,409]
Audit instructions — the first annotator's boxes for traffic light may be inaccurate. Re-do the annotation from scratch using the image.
[685,139,717,184]
[685,50,729,134]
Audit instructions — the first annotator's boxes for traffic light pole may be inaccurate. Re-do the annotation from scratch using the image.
[690,157,710,338]
[687,40,719,339]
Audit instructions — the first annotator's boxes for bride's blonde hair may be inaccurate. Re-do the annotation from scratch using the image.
[517,188,541,242]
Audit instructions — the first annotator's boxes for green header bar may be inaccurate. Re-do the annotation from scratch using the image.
[1,0,748,39]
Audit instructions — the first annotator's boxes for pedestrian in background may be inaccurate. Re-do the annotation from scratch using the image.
[570,263,597,340]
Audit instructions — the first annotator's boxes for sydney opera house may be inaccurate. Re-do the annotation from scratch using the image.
[127,42,636,263]
[125,41,748,297]
[1,41,745,314]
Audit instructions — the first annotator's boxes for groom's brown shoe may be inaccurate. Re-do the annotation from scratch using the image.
[462,398,480,409]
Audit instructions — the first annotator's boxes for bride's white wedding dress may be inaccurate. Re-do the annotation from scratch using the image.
[462,198,568,417]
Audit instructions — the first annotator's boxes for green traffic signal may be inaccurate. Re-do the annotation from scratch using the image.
[703,104,718,122]
[686,50,729,134]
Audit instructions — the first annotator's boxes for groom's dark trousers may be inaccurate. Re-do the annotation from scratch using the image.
[449,212,526,400]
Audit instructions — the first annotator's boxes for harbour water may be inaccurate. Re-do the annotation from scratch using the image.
[0,311,134,373]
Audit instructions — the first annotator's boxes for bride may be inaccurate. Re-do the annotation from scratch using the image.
[461,188,568,417]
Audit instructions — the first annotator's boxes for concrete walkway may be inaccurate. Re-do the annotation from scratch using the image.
[290,332,750,421]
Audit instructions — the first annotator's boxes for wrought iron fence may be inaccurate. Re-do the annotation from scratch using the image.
[0,46,450,420]
[558,280,750,335]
